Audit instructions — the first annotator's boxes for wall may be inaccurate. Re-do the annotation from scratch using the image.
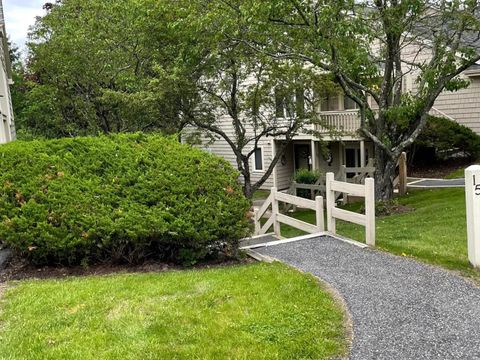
[275,141,294,190]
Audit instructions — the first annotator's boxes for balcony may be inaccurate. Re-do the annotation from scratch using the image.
[316,110,361,136]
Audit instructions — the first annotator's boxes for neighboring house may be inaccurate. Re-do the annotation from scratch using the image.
[185,44,480,192]
[0,0,15,143]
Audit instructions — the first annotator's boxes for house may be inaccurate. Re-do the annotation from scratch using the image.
[185,36,480,192]
[0,0,15,143]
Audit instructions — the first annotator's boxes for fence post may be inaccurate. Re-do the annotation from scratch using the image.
[365,178,376,247]
[254,209,260,236]
[292,182,297,211]
[465,166,480,268]
[271,187,281,238]
[398,152,407,196]
[315,196,324,232]
[326,172,336,234]
[339,165,348,204]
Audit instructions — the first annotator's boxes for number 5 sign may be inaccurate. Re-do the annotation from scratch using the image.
[465,165,480,267]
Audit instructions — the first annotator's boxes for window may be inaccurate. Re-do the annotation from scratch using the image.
[295,87,305,117]
[275,88,285,118]
[274,86,305,118]
[254,147,263,171]
[320,92,340,111]
[343,96,358,110]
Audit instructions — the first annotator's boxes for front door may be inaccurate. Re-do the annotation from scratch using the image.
[294,144,311,170]
[345,147,361,178]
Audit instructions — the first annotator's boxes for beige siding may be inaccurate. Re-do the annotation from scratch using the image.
[433,77,480,134]
[400,42,480,134]
[183,114,275,190]
[275,142,294,190]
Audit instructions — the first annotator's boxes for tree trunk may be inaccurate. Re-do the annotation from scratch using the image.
[243,180,253,199]
[242,159,253,199]
[374,144,397,200]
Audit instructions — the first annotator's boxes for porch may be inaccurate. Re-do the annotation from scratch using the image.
[273,138,374,191]
[316,110,361,137]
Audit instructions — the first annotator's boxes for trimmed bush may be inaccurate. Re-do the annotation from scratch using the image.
[0,133,250,265]
[413,116,480,164]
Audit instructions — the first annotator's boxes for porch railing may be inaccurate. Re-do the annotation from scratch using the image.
[316,110,361,135]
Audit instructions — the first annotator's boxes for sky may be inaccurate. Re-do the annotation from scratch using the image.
[3,0,46,51]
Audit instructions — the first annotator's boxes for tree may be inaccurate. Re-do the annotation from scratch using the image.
[186,50,322,198]
[227,0,480,199]
[22,0,187,137]
[174,2,330,198]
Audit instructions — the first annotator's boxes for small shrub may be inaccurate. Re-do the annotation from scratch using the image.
[293,169,321,198]
[0,133,250,265]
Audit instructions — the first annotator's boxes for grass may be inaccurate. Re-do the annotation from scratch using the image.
[0,262,347,360]
[277,188,480,281]
[445,168,466,179]
[252,189,271,201]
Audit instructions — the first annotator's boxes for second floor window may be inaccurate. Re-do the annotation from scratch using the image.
[320,90,358,111]
[320,92,340,111]
[343,96,358,110]
[275,87,305,118]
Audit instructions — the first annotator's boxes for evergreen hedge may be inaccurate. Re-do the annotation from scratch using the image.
[0,133,250,265]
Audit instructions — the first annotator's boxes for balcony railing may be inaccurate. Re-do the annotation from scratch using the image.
[316,110,361,135]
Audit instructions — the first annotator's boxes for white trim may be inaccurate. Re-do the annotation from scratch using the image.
[408,184,464,188]
[252,146,265,172]
[240,231,368,250]
[406,179,425,185]
[240,232,275,241]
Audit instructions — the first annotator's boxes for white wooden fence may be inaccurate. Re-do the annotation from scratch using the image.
[254,187,324,238]
[326,172,376,246]
[254,175,376,246]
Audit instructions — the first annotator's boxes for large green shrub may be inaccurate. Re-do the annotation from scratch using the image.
[0,134,250,265]
[413,116,480,163]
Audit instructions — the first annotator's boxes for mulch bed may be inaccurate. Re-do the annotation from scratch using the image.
[0,255,254,283]
[409,159,473,178]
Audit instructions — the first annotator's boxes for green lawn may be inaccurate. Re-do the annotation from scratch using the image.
[278,188,480,281]
[252,189,271,201]
[445,168,466,179]
[0,262,347,360]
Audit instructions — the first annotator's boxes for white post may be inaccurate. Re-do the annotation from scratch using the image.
[465,166,480,267]
[315,196,324,232]
[365,178,376,247]
[360,140,366,168]
[340,164,348,205]
[254,209,260,236]
[291,181,297,211]
[326,172,336,234]
[271,141,278,188]
[271,187,281,238]
[311,140,317,171]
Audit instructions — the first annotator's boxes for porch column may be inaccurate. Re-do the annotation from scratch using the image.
[311,140,316,171]
[360,140,366,168]
[271,140,278,188]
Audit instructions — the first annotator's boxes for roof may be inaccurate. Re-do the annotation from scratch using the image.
[464,64,480,77]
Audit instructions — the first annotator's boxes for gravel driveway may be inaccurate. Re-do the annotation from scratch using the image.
[255,236,480,360]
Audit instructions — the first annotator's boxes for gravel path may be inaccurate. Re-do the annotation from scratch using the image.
[256,236,480,360]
